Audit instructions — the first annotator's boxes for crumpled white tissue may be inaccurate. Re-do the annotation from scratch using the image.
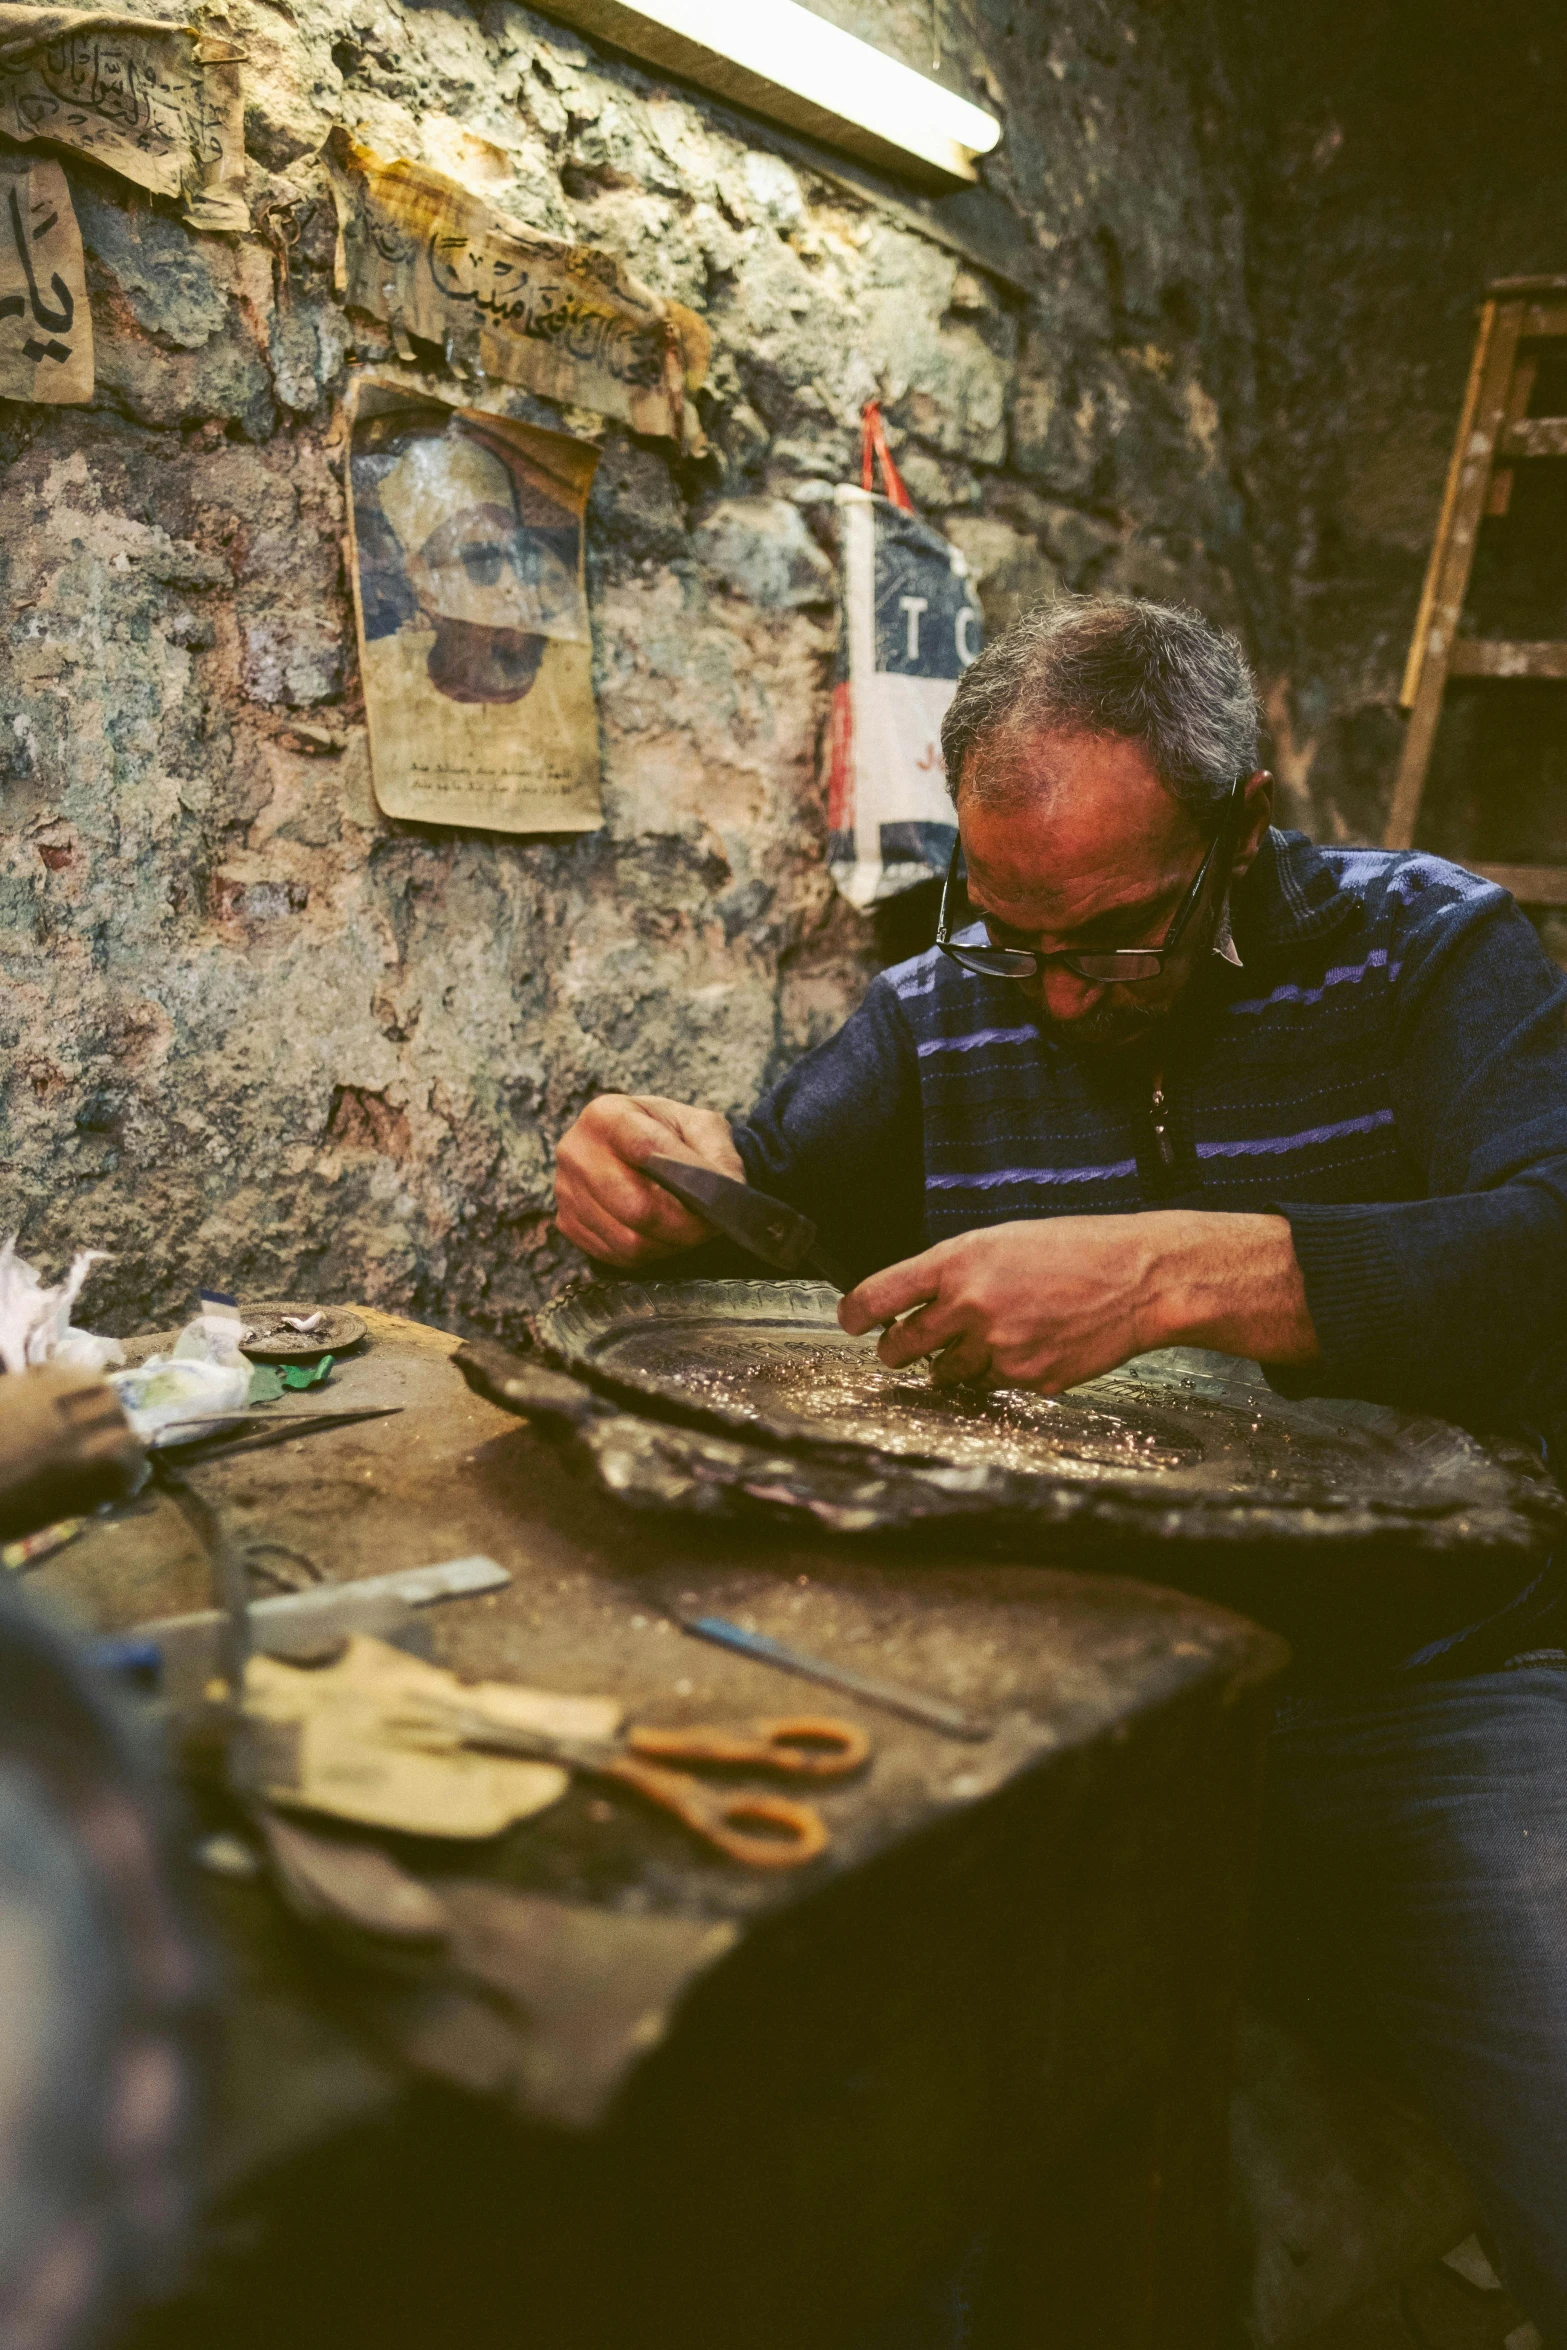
[0,1239,125,1377]
[109,1307,251,1445]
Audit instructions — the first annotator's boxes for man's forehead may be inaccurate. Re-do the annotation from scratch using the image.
[963,723,1180,817]
[959,728,1200,921]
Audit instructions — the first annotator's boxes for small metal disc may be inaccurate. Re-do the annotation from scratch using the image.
[238,1302,368,1362]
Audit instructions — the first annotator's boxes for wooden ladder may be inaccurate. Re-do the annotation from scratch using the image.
[1386,272,1567,904]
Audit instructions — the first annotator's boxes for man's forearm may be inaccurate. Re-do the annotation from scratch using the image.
[1139,1210,1322,1368]
[842,1208,1323,1393]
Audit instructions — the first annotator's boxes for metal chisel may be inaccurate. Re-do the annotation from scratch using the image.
[642,1156,855,1292]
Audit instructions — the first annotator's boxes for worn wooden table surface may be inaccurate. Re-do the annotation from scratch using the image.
[44,1308,1290,2350]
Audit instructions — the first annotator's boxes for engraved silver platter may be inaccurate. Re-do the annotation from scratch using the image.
[518,1280,1566,1560]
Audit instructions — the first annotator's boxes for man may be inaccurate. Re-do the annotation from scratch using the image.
[556,597,1567,2332]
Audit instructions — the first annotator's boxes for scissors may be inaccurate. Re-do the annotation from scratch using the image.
[642,1156,854,1292]
[388,1702,870,1869]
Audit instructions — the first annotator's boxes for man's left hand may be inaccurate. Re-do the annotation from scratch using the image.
[838,1211,1321,1391]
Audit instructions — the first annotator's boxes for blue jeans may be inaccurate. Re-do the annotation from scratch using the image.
[1258,1661,1567,2341]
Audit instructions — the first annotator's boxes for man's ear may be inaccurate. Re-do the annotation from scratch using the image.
[1229,770,1274,883]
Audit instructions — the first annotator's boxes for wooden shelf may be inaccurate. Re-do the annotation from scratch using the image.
[1518,296,1567,337]
[1472,863,1567,905]
[1499,416,1567,458]
[1446,641,1567,680]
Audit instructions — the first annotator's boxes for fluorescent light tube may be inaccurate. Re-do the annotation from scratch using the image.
[538,0,1002,187]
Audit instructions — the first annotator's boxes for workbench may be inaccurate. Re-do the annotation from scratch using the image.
[44,1310,1288,2350]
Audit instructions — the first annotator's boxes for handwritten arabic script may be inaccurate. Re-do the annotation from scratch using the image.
[328,132,709,450]
[0,9,247,229]
[425,231,670,390]
[0,151,90,402]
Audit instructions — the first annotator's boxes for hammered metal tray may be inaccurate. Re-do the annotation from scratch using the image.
[520,1280,1565,1556]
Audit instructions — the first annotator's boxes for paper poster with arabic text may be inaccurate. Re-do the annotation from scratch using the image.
[0,148,88,399]
[327,131,709,451]
[0,7,246,230]
[345,376,605,835]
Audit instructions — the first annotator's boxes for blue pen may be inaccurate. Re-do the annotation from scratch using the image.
[87,1637,163,1684]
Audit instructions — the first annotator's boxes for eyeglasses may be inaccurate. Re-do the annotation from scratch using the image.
[936,776,1246,985]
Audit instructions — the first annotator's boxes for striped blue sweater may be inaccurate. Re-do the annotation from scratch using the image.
[736,828,1567,1455]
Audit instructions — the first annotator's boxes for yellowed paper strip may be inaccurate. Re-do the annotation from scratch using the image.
[346,374,606,835]
[0,150,89,400]
[239,1635,622,1840]
[0,8,247,230]
[327,129,708,450]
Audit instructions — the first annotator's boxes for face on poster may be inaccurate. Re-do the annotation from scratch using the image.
[347,395,604,833]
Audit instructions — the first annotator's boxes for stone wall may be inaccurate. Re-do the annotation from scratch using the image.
[0,0,1269,1334]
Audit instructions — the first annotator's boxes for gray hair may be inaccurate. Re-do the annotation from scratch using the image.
[941,595,1262,823]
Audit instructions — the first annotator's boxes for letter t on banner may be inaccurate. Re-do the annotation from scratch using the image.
[825,403,983,909]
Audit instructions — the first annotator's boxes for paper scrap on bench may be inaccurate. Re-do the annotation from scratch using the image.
[0,1237,119,1372]
[238,1634,622,1840]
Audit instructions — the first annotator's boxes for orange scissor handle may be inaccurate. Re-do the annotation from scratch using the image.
[625,1716,870,1779]
[604,1757,830,1869]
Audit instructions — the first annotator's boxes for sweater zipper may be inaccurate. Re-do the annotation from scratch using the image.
[1149,1067,1176,1170]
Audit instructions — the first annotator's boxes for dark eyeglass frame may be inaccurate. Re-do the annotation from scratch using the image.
[936,775,1247,985]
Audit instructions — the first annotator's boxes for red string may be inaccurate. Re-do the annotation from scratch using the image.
[859,399,915,512]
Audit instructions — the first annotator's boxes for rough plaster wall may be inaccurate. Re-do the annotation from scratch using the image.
[0,0,1257,1337]
[1240,0,1567,850]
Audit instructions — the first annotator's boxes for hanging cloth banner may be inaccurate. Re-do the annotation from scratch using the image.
[0,9,247,230]
[345,374,605,835]
[826,401,983,909]
[0,148,90,400]
[325,130,710,452]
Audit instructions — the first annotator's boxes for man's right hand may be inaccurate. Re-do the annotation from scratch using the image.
[554,1094,746,1267]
